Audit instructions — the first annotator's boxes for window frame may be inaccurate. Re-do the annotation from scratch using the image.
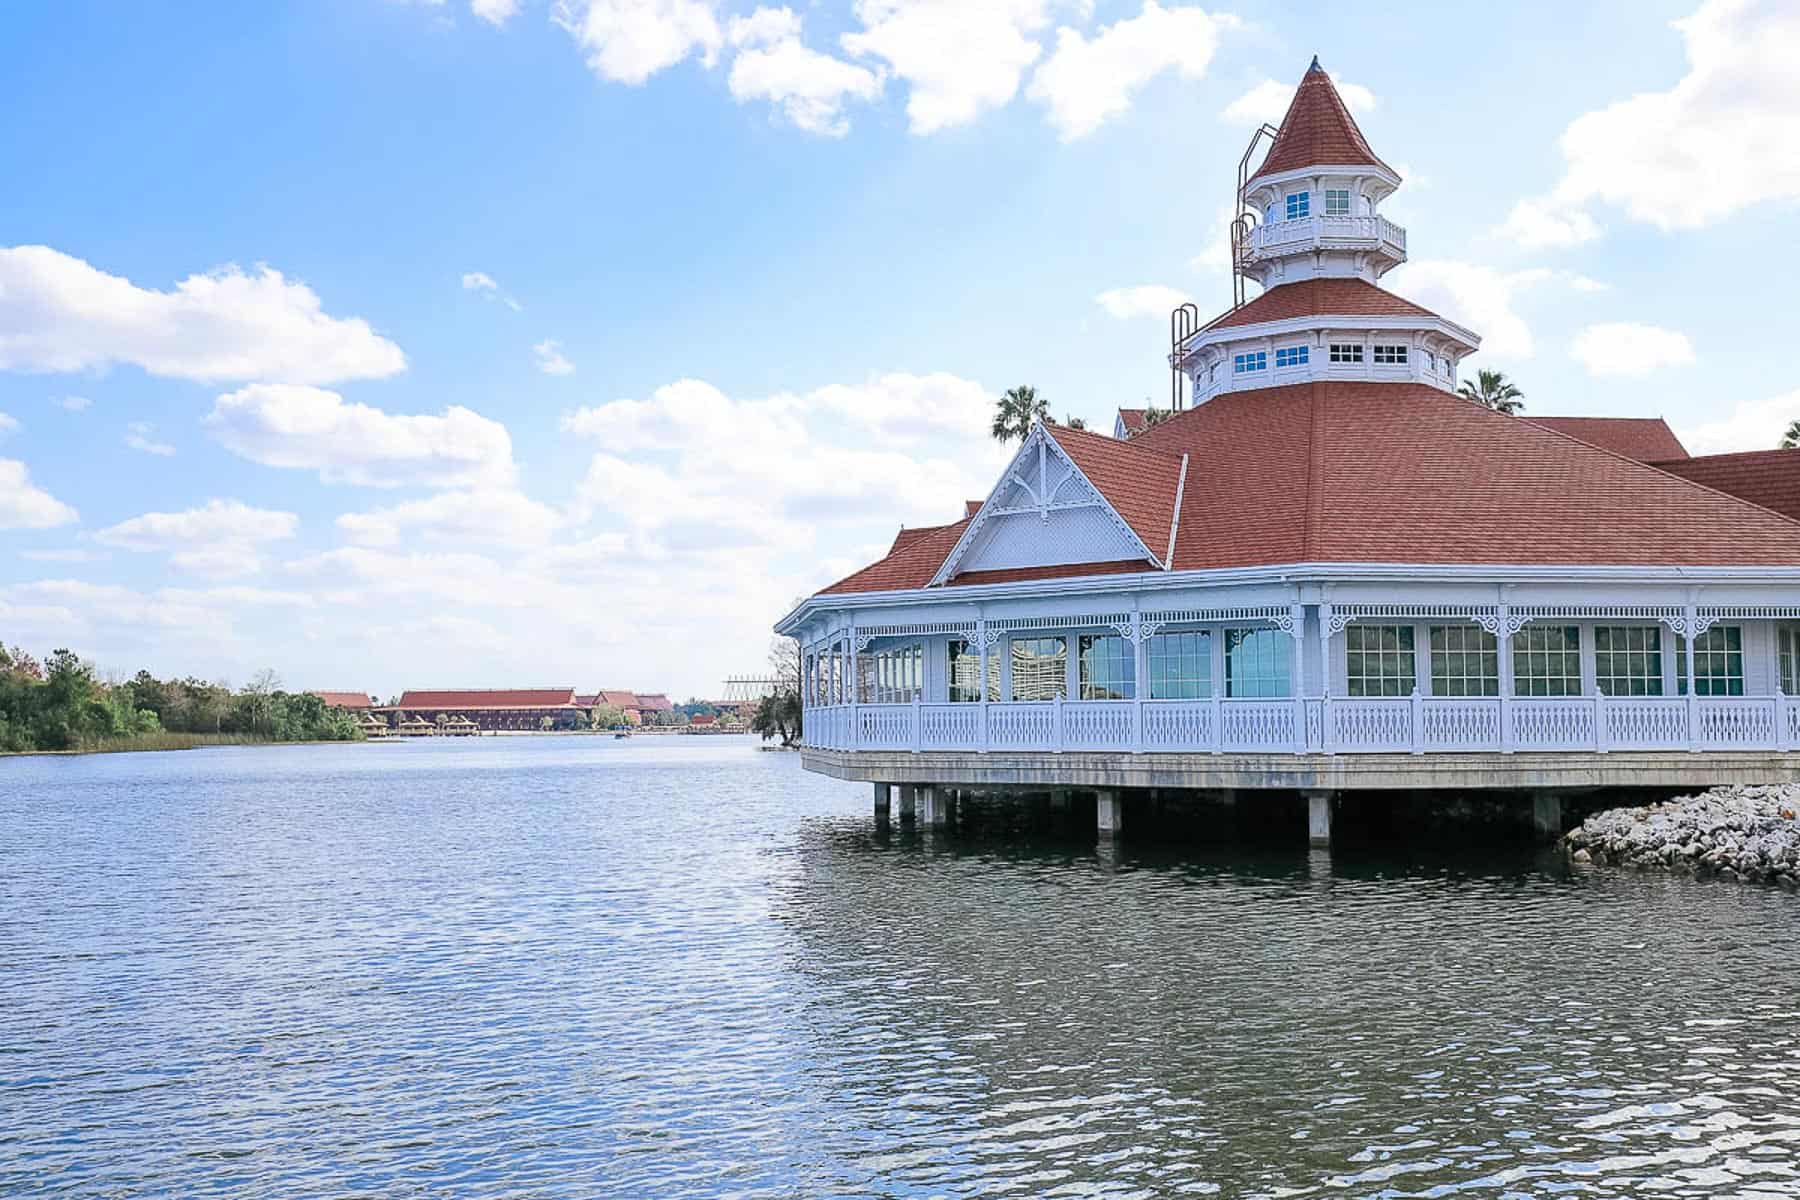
[1328,343,1364,364]
[1372,343,1409,365]
[1429,625,1499,697]
[1323,188,1351,217]
[1781,625,1800,695]
[947,638,999,703]
[1593,626,1665,697]
[1077,634,1135,701]
[1676,626,1745,697]
[1233,350,1268,375]
[1344,624,1416,698]
[1224,628,1291,699]
[1284,191,1310,221]
[1008,635,1069,703]
[1146,631,1212,700]
[1274,345,1310,369]
[1513,625,1582,698]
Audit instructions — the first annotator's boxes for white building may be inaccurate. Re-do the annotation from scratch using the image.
[774,61,1800,840]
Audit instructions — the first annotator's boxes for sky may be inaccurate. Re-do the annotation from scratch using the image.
[2,0,1798,701]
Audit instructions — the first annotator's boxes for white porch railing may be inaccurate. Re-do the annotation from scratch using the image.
[807,693,1798,755]
[1240,215,1407,262]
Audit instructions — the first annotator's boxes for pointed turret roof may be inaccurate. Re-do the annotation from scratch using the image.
[1247,57,1395,186]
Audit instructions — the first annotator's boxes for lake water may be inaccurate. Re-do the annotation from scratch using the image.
[4,736,1799,1197]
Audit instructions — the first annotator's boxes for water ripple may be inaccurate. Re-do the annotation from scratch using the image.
[2,738,1799,1196]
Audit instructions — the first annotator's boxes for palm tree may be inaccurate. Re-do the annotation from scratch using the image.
[1139,407,1175,432]
[992,385,1048,444]
[1458,369,1525,415]
[1064,414,1087,431]
[1781,420,1800,449]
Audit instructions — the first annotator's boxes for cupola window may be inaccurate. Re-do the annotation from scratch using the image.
[1274,345,1309,368]
[1328,343,1363,364]
[1324,188,1350,216]
[1373,344,1409,365]
[1233,351,1268,374]
[1284,191,1310,220]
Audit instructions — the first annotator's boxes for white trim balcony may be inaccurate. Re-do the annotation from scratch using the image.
[1237,214,1407,270]
[805,693,1800,756]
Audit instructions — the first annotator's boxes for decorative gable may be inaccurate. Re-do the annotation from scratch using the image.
[930,424,1162,586]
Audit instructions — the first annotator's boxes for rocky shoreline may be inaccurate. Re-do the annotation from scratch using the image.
[1564,785,1800,886]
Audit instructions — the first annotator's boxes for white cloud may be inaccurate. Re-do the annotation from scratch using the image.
[1500,0,1800,244]
[0,459,77,529]
[471,0,520,25]
[19,548,108,564]
[0,413,17,436]
[1384,260,1577,359]
[1678,388,1800,455]
[94,498,298,578]
[125,421,176,457]
[53,395,91,411]
[1494,199,1602,251]
[551,0,722,85]
[1095,284,1191,321]
[728,8,884,136]
[533,339,575,375]
[0,245,405,385]
[842,0,1050,134]
[205,384,518,488]
[1220,72,1374,127]
[1027,3,1235,140]
[1570,322,1697,378]
[336,488,562,547]
[462,270,522,310]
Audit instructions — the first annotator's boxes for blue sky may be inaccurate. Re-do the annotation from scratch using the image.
[2,0,1797,699]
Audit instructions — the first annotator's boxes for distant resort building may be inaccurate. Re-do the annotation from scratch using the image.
[386,688,588,732]
[776,60,1800,840]
[310,691,375,710]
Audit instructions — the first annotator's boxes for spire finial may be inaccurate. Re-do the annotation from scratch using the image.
[1309,54,1322,72]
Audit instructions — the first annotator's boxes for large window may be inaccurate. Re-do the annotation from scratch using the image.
[1345,625,1415,697]
[1329,343,1364,364]
[1324,188,1350,216]
[1010,637,1068,702]
[1781,626,1800,694]
[1275,345,1309,369]
[1078,635,1135,700]
[1513,626,1581,697]
[1430,625,1498,697]
[947,639,999,703]
[1677,627,1744,696]
[1594,626,1664,697]
[1225,629,1290,698]
[1233,350,1267,374]
[1373,344,1409,365]
[864,644,922,704]
[1148,631,1211,699]
[1285,191,1310,220]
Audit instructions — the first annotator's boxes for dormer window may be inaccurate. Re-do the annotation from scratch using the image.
[1275,345,1309,368]
[1233,351,1267,374]
[1324,189,1350,216]
[1285,191,1310,220]
[1373,344,1409,365]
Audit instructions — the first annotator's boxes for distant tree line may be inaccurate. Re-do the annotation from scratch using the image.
[0,645,361,753]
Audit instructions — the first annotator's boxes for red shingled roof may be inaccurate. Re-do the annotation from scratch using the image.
[1248,59,1396,187]
[598,690,640,708]
[815,384,1800,595]
[398,688,578,709]
[1524,416,1689,463]
[1203,277,1438,332]
[633,693,674,712]
[1653,449,1800,522]
[310,691,372,709]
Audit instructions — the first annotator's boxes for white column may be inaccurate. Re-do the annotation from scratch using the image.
[872,782,891,822]
[1497,605,1515,754]
[921,784,946,829]
[1305,790,1333,848]
[1290,601,1308,753]
[1097,790,1123,839]
[1684,604,1701,752]
[1318,603,1335,754]
[1133,617,1148,752]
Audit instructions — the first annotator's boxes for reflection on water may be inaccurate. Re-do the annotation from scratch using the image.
[3,738,1798,1197]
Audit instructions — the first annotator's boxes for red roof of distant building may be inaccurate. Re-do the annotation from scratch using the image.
[633,693,674,712]
[311,691,372,709]
[398,688,578,709]
[816,383,1800,594]
[964,499,984,517]
[1247,59,1396,187]
[1203,277,1438,332]
[1524,416,1689,463]
[1652,448,1800,522]
[691,713,716,725]
[597,690,640,708]
[1116,408,1149,436]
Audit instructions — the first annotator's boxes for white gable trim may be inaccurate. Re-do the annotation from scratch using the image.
[1166,454,1188,569]
[927,423,1165,588]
